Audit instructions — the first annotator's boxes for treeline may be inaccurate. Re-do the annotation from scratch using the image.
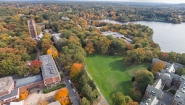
[1,2,185,24]
[158,52,185,65]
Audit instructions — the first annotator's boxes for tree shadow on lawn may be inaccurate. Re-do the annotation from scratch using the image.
[108,59,127,71]
[109,80,132,99]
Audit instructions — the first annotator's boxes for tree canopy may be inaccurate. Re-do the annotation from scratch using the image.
[152,61,165,75]
[134,70,154,93]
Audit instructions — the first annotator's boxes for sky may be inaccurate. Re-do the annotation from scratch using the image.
[1,0,185,4]
[93,0,185,3]
[125,0,185,3]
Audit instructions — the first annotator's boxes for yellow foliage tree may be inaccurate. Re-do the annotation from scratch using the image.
[18,89,29,101]
[70,63,83,79]
[47,46,58,59]
[54,88,69,105]
[152,61,165,75]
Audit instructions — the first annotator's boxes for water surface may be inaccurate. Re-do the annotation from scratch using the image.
[99,19,185,53]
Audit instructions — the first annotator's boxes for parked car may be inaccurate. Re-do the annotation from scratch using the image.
[71,84,74,88]
[68,80,71,83]
[76,97,80,101]
[73,89,75,92]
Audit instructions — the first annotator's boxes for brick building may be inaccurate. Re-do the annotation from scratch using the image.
[0,54,61,105]
[39,54,61,88]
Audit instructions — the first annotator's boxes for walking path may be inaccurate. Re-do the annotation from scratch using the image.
[85,66,109,105]
[35,46,40,60]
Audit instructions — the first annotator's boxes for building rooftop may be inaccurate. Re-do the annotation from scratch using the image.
[140,84,163,105]
[52,33,61,43]
[153,79,163,90]
[10,100,24,105]
[160,73,172,81]
[173,76,185,105]
[140,96,159,105]
[0,76,14,94]
[15,75,42,88]
[167,64,175,73]
[101,31,132,43]
[170,73,181,81]
[146,85,164,99]
[39,54,60,80]
[152,58,172,68]
[0,88,19,102]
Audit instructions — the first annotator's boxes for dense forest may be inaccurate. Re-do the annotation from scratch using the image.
[1,1,185,105]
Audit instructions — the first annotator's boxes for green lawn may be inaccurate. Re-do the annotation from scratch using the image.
[86,54,149,104]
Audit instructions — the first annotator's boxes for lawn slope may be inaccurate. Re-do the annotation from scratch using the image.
[86,54,149,104]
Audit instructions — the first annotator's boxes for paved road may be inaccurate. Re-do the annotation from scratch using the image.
[55,58,80,105]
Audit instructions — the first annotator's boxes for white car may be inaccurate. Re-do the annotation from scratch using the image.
[73,89,75,92]
[68,80,71,83]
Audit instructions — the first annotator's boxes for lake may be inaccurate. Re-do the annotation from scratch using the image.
[98,19,185,53]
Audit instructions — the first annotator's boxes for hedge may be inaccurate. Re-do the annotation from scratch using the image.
[43,84,66,94]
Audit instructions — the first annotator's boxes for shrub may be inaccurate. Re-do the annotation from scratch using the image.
[43,84,66,94]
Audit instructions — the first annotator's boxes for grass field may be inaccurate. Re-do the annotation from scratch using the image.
[86,54,149,104]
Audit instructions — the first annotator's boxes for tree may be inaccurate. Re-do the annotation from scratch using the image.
[110,39,126,55]
[84,41,95,54]
[169,52,177,62]
[29,60,42,74]
[41,33,53,54]
[125,96,132,103]
[176,68,185,76]
[21,53,30,61]
[159,52,170,61]
[81,97,90,105]
[23,37,37,54]
[70,63,83,79]
[152,61,165,75]
[47,46,58,59]
[134,70,154,93]
[18,89,29,101]
[127,101,139,105]
[96,37,111,54]
[125,48,145,63]
[111,92,126,105]
[54,88,69,105]
[130,89,142,102]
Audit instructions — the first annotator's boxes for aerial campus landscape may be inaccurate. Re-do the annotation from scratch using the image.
[1,0,185,105]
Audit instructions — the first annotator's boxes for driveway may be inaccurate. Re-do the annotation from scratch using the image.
[25,88,56,105]
[55,58,80,105]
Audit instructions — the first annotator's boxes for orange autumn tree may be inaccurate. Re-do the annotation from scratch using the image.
[18,89,29,101]
[29,60,42,74]
[128,101,139,105]
[152,61,165,75]
[84,41,95,54]
[54,88,69,105]
[47,46,58,59]
[70,63,83,79]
